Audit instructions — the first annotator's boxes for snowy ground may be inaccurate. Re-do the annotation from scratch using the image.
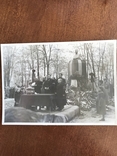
[69,106,115,124]
[4,98,15,109]
[3,98,116,125]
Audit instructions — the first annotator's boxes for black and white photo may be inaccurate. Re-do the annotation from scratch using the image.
[1,40,116,125]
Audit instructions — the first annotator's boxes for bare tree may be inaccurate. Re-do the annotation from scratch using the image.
[3,46,17,87]
[41,44,53,76]
[51,48,68,78]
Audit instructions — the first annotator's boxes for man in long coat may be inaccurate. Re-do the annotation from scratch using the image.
[34,78,42,94]
[96,86,108,121]
[43,75,53,94]
[56,78,66,111]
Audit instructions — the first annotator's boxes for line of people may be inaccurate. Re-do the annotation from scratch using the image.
[33,73,66,111]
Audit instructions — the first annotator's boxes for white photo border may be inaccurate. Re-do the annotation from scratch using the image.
[1,39,117,125]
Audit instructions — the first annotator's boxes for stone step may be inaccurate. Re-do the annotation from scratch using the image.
[52,105,80,123]
[4,105,80,124]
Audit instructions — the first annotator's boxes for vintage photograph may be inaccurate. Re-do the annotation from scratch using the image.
[1,40,116,125]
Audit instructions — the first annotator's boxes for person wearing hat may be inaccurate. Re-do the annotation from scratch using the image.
[97,86,108,121]
[58,73,66,86]
[34,78,42,94]
[89,72,95,91]
[55,78,66,111]
[43,75,53,93]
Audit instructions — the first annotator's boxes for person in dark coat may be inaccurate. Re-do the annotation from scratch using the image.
[14,86,23,106]
[58,73,66,86]
[51,77,57,94]
[89,72,95,91]
[41,77,46,93]
[34,78,42,94]
[89,73,95,82]
[56,73,66,92]
[56,78,66,111]
[43,75,53,94]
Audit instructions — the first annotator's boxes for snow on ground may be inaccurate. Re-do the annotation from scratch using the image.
[69,106,115,124]
[4,98,15,109]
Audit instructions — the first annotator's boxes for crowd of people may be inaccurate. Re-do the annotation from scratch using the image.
[14,73,67,111]
[5,69,114,118]
[32,73,66,111]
